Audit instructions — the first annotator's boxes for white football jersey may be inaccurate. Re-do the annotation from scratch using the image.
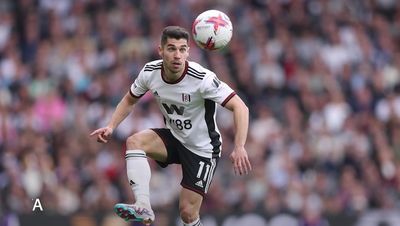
[130,59,235,158]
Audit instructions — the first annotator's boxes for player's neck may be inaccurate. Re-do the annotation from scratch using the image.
[163,68,183,83]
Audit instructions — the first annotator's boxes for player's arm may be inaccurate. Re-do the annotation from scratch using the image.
[90,92,139,143]
[223,95,252,175]
[106,92,138,130]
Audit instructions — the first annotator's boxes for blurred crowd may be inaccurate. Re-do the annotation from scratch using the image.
[1,0,400,225]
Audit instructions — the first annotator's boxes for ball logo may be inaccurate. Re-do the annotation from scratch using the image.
[205,13,229,34]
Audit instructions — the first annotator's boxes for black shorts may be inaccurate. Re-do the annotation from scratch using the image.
[152,128,219,196]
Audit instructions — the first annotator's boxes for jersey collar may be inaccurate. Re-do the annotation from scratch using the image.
[161,61,188,84]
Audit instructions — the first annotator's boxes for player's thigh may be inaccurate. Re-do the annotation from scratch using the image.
[179,187,203,217]
[126,129,167,162]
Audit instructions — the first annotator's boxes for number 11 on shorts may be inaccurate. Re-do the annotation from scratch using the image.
[197,161,210,181]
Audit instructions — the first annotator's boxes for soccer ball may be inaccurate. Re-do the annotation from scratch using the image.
[192,10,233,51]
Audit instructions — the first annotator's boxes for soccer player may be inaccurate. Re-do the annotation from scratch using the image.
[90,26,252,226]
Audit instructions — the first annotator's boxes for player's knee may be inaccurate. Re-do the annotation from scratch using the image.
[126,133,145,150]
[179,203,198,224]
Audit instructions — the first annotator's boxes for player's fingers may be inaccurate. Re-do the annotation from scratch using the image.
[233,166,240,175]
[232,159,239,175]
[103,129,112,137]
[91,128,109,136]
[97,137,107,143]
[231,159,239,175]
[240,159,247,175]
[90,129,102,136]
[245,157,252,172]
[240,157,250,175]
[97,134,108,143]
[239,157,251,175]
[236,159,243,175]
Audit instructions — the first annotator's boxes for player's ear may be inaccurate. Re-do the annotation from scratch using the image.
[158,45,163,57]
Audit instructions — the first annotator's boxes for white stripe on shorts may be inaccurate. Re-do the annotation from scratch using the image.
[204,158,216,193]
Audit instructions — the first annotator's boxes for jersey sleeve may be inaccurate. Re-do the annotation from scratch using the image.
[200,73,236,106]
[130,67,149,98]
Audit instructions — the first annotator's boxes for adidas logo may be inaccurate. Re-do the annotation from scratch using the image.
[153,91,159,97]
[195,180,204,188]
[129,180,136,186]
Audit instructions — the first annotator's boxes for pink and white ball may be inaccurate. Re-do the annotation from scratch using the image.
[192,10,233,51]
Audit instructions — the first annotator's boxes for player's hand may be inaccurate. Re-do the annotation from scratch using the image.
[90,126,113,143]
[230,146,252,175]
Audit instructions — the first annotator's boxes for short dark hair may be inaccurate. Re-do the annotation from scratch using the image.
[161,26,190,46]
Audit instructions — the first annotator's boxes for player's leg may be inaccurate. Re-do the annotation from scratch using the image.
[179,188,204,226]
[125,129,168,205]
[126,128,169,161]
[179,150,218,226]
[114,129,168,223]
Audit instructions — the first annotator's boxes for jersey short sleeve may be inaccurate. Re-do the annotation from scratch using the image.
[130,67,149,98]
[200,73,236,106]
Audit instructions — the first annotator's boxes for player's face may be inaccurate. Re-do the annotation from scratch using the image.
[159,38,189,76]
